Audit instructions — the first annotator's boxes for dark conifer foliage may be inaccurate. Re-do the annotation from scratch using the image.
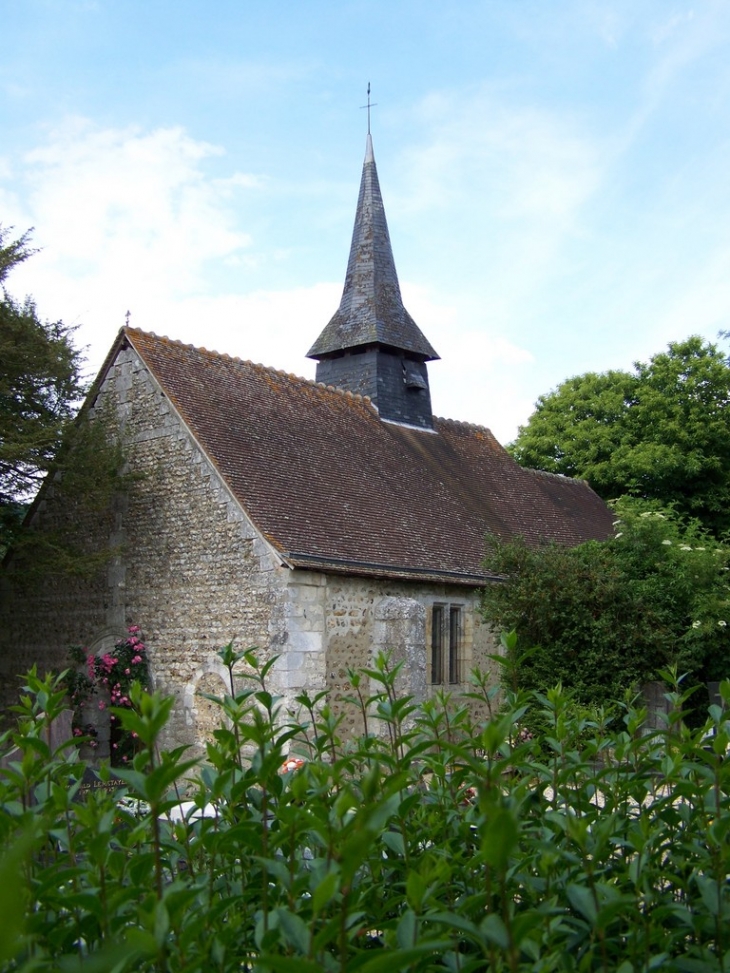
[0,226,86,553]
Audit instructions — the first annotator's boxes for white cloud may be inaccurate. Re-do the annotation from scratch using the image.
[431,332,536,442]
[400,279,535,439]
[619,3,730,150]
[389,86,606,359]
[651,246,730,343]
[18,118,253,291]
[3,119,266,369]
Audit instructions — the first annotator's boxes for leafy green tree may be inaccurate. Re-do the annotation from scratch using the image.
[481,498,730,709]
[510,337,730,537]
[0,227,86,554]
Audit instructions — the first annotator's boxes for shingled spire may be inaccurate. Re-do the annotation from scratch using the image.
[307,134,439,430]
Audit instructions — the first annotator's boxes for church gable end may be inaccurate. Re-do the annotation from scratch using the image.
[0,338,295,751]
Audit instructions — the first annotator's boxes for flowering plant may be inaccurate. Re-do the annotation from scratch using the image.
[66,626,151,765]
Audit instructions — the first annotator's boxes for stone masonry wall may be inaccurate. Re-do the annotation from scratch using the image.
[265,571,497,742]
[0,345,292,754]
[318,575,497,738]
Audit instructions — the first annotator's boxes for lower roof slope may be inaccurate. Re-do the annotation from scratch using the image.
[121,328,614,585]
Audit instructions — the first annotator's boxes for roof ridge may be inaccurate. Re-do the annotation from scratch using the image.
[128,326,272,371]
[435,415,493,434]
[526,466,591,487]
[125,326,373,405]
[314,381,372,404]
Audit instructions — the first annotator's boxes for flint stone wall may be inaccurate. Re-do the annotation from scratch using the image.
[0,345,292,753]
[315,575,496,738]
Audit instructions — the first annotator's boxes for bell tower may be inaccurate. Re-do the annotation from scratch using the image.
[307,134,439,430]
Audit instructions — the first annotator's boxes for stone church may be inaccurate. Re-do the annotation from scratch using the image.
[0,134,613,752]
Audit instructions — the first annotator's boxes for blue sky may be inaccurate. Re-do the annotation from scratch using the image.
[2,0,730,443]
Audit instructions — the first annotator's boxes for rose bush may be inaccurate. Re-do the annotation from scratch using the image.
[65,625,151,763]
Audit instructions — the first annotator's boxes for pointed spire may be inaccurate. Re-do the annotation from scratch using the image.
[307,135,439,362]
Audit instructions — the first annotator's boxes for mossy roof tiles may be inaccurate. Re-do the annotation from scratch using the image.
[121,328,614,585]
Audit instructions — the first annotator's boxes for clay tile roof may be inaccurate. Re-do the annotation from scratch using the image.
[125,328,614,585]
[307,134,439,362]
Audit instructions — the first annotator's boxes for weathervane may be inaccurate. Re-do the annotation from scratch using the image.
[360,82,377,135]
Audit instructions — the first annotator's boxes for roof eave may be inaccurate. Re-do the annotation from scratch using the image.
[283,551,501,587]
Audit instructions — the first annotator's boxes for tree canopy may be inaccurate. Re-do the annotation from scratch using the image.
[481,498,730,712]
[0,227,87,553]
[510,337,730,537]
[0,226,127,569]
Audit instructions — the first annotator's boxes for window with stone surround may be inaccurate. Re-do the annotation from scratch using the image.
[430,604,462,685]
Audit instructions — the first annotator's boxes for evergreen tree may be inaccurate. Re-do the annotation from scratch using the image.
[0,227,88,554]
[1,226,127,570]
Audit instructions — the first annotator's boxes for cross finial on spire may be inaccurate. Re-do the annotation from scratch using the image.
[360,82,377,135]
[125,309,131,326]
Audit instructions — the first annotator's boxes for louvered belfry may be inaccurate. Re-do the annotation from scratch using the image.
[307,134,439,430]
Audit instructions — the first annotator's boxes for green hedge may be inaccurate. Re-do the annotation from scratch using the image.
[1,648,730,972]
